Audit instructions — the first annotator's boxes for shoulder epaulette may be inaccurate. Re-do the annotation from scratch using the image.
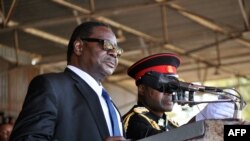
[123,111,135,132]
[168,118,180,127]
[123,107,161,131]
[123,107,150,132]
[133,107,149,114]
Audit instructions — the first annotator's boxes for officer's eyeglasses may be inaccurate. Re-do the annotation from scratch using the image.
[80,38,123,57]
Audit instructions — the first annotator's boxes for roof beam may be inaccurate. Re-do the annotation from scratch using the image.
[0,20,68,65]
[167,2,250,49]
[161,4,169,42]
[52,0,249,79]
[0,1,161,30]
[238,0,250,30]
[7,21,69,46]
[0,43,41,65]
[89,0,95,12]
[51,0,161,42]
[0,0,247,81]
[3,0,18,27]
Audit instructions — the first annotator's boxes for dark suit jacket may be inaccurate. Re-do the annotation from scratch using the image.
[10,68,123,141]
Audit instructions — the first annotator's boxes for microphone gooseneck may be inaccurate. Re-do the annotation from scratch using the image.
[140,71,245,115]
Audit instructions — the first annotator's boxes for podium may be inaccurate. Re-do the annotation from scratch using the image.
[138,119,245,141]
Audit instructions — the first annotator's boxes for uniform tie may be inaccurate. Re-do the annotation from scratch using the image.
[102,89,121,136]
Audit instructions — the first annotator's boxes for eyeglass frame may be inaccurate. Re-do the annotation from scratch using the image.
[80,38,123,57]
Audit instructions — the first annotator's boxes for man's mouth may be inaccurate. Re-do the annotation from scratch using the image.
[105,61,116,68]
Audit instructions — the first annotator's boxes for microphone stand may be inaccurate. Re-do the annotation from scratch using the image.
[174,88,246,120]
[174,99,234,105]
[233,93,245,119]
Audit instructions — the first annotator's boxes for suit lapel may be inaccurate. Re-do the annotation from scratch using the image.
[65,68,110,137]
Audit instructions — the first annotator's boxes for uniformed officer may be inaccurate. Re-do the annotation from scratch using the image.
[122,53,180,140]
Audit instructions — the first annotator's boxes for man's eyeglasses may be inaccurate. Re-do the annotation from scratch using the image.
[80,38,123,57]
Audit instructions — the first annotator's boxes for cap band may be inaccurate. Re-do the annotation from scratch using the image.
[135,65,177,80]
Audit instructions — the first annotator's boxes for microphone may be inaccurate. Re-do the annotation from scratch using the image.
[140,71,223,93]
[169,81,224,92]
[140,71,244,111]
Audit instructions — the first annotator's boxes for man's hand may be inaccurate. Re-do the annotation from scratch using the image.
[196,102,235,121]
[104,136,128,141]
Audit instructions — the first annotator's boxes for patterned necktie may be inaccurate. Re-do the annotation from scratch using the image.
[102,88,121,136]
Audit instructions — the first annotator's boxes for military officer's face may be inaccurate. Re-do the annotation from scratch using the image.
[141,85,174,114]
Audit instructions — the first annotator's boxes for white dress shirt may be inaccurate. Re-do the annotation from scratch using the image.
[67,65,123,136]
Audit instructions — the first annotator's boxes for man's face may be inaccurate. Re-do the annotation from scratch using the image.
[78,26,119,80]
[143,85,174,113]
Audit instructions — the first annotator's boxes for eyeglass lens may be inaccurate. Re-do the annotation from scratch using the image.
[103,40,123,56]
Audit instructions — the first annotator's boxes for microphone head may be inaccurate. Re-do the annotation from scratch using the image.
[140,71,179,93]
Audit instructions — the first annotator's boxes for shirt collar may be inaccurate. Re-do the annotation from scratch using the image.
[67,65,103,96]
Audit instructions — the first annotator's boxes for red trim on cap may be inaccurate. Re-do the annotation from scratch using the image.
[128,53,181,73]
[135,65,177,80]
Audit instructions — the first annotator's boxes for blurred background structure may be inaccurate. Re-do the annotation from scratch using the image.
[0,0,250,123]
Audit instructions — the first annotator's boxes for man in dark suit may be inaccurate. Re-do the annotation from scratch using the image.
[10,21,126,141]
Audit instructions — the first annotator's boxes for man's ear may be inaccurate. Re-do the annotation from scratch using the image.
[138,84,145,96]
[73,40,83,55]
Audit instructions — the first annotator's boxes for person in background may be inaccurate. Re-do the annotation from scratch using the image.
[10,21,126,141]
[0,123,13,141]
[0,115,14,141]
[0,113,3,123]
[122,53,235,140]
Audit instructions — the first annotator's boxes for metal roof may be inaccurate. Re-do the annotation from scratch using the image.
[1,0,250,83]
